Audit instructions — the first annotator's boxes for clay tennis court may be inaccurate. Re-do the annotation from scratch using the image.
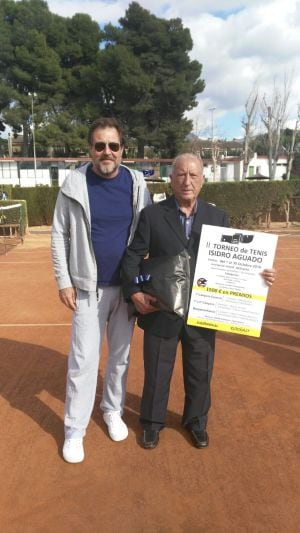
[0,224,300,532]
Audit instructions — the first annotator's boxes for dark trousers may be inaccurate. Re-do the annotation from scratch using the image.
[140,325,215,431]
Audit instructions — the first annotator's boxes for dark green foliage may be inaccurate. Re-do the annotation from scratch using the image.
[11,186,59,225]
[0,0,204,158]
[8,181,300,228]
[149,180,300,227]
[200,181,299,227]
[0,0,102,156]
[147,182,172,196]
[0,0,65,154]
[0,185,13,199]
[101,2,204,157]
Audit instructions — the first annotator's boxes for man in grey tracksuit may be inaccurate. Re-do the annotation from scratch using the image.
[51,117,151,463]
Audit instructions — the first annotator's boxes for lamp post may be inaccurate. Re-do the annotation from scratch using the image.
[7,132,13,157]
[29,92,37,185]
[208,107,216,181]
[208,107,216,140]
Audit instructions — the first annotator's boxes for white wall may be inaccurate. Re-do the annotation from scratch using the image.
[0,154,288,186]
[0,161,19,185]
[203,155,287,182]
[247,154,287,179]
[19,168,51,186]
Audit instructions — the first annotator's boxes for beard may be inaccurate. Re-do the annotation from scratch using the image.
[94,157,119,178]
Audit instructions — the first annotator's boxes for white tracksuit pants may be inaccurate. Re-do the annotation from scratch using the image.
[64,287,135,439]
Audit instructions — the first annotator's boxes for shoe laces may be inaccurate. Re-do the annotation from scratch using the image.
[106,411,122,428]
[65,438,82,448]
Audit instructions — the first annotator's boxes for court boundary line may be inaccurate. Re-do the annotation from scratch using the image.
[0,321,299,327]
[0,261,50,265]
[0,323,72,327]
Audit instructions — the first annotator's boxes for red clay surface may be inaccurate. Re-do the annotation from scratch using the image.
[0,224,300,532]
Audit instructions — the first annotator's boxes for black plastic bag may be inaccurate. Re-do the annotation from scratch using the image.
[138,250,190,317]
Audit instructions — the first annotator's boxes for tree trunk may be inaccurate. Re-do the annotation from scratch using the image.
[211,141,218,181]
[137,141,144,159]
[271,159,277,180]
[242,89,259,180]
[286,120,298,180]
[242,123,250,180]
[286,154,294,181]
[22,124,30,157]
[283,198,290,227]
[242,135,249,180]
[268,148,273,180]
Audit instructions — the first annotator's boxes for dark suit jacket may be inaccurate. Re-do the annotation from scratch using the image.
[121,195,230,338]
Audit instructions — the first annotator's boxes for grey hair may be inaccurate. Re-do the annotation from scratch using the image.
[171,153,203,174]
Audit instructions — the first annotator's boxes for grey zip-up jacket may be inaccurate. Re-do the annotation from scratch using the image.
[51,163,151,291]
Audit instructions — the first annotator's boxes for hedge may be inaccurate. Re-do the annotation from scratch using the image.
[10,180,300,228]
[12,186,59,226]
[148,180,300,227]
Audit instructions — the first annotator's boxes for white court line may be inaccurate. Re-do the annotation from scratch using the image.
[263,321,300,325]
[4,259,298,262]
[0,321,299,327]
[278,234,300,238]
[5,249,50,252]
[0,261,50,264]
[0,323,71,327]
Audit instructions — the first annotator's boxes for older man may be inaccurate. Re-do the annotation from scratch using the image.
[121,153,275,449]
[52,117,151,462]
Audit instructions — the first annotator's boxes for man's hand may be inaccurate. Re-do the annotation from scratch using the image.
[59,287,77,310]
[261,268,276,287]
[131,292,158,314]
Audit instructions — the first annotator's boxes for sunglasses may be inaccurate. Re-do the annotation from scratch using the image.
[93,142,121,152]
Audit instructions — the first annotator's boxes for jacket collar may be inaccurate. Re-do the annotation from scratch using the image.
[161,195,209,249]
[60,165,90,211]
[161,196,188,246]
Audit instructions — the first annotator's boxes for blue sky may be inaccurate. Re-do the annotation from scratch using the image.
[43,1,300,139]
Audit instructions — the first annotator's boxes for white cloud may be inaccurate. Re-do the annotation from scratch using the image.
[45,0,300,138]
[46,0,122,23]
[183,0,300,136]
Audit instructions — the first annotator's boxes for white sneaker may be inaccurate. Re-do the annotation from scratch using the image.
[103,411,128,442]
[63,438,84,463]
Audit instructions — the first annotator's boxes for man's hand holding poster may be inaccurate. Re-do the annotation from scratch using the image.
[187,225,278,337]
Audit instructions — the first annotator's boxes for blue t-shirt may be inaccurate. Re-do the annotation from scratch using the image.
[86,164,133,286]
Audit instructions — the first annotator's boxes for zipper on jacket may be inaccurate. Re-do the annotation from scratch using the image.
[127,170,140,244]
[62,188,98,293]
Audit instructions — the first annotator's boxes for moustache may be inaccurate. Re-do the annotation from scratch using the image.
[100,157,114,162]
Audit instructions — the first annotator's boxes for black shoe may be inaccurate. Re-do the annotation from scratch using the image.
[142,429,159,449]
[186,422,209,448]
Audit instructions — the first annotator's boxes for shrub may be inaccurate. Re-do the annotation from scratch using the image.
[11,186,59,226]
[9,180,300,229]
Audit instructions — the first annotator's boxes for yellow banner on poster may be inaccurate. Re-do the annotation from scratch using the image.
[192,285,267,302]
[187,316,261,337]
